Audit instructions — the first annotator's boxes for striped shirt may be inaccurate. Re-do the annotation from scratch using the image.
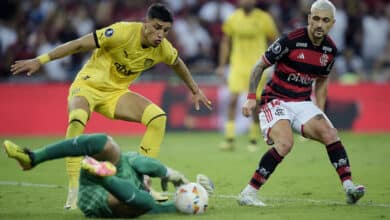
[260,27,337,105]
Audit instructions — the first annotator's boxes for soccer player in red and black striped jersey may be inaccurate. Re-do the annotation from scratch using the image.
[238,0,365,206]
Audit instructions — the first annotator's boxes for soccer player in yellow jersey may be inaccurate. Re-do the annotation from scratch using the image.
[216,0,278,151]
[11,3,212,210]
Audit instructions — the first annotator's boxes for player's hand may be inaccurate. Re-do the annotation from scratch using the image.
[10,58,41,76]
[242,99,257,117]
[163,168,189,190]
[196,174,215,195]
[192,89,212,111]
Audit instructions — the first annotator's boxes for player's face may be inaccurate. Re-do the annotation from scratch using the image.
[144,18,172,47]
[239,0,256,11]
[308,9,335,40]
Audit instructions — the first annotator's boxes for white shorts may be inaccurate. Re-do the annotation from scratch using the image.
[258,99,333,145]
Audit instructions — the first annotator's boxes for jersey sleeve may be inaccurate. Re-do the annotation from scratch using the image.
[160,39,179,65]
[94,22,129,49]
[262,35,289,65]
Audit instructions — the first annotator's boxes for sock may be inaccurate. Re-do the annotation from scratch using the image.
[139,104,167,158]
[65,109,89,188]
[225,120,235,140]
[342,179,355,191]
[131,155,167,178]
[242,184,258,194]
[32,134,107,166]
[248,122,259,144]
[326,141,352,184]
[250,147,284,189]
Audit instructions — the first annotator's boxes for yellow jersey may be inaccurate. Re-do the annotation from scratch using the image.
[222,8,278,75]
[75,22,178,91]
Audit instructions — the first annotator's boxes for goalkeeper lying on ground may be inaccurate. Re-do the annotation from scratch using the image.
[3,134,213,218]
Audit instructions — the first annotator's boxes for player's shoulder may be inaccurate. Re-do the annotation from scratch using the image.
[159,38,175,50]
[286,28,306,40]
[324,35,338,52]
[112,21,141,31]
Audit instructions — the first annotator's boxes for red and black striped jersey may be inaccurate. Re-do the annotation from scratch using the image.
[260,27,337,105]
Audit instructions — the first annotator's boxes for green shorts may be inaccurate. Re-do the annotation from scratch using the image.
[77,152,145,218]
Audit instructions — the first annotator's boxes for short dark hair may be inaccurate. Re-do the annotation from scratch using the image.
[147,3,173,23]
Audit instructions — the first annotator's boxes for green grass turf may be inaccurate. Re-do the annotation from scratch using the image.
[0,132,389,220]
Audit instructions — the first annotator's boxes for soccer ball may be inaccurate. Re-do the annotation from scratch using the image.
[174,182,209,214]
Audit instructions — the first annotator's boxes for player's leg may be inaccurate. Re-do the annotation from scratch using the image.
[238,120,292,206]
[302,111,365,204]
[220,92,239,151]
[3,134,121,169]
[239,100,293,206]
[113,92,166,158]
[104,182,177,218]
[64,95,90,209]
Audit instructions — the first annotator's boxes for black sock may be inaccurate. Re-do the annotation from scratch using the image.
[326,141,352,182]
[250,147,283,189]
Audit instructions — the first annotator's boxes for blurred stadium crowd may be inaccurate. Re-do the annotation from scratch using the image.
[0,0,389,83]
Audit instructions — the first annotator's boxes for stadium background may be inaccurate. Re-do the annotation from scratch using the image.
[0,0,389,135]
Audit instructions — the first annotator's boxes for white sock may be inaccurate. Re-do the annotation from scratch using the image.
[342,179,354,191]
[242,184,258,194]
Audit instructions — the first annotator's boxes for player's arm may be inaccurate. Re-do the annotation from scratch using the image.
[314,77,329,111]
[242,59,271,117]
[170,57,212,110]
[10,33,96,76]
[215,35,231,78]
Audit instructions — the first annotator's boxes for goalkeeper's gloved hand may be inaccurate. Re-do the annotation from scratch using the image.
[161,167,189,191]
[196,174,215,195]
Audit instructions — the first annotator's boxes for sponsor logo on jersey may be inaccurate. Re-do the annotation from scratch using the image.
[320,53,329,66]
[105,28,114,37]
[296,42,308,47]
[322,46,332,52]
[287,72,315,85]
[297,52,305,60]
[114,62,136,76]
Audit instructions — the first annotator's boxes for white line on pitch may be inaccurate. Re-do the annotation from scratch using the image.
[1,180,389,208]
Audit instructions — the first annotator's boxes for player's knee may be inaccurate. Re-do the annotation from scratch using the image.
[275,139,294,156]
[69,109,89,126]
[320,127,338,145]
[141,104,166,129]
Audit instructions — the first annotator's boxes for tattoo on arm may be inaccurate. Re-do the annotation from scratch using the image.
[249,60,267,93]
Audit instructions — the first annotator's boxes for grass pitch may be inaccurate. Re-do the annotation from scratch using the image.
[0,132,389,220]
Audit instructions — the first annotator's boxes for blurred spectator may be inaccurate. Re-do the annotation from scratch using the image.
[372,41,390,82]
[328,0,348,52]
[333,47,365,83]
[198,0,235,23]
[173,13,213,72]
[164,0,199,13]
[361,1,389,75]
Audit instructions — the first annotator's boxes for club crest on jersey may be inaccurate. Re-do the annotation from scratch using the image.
[105,28,114,37]
[320,53,329,66]
[144,58,154,68]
